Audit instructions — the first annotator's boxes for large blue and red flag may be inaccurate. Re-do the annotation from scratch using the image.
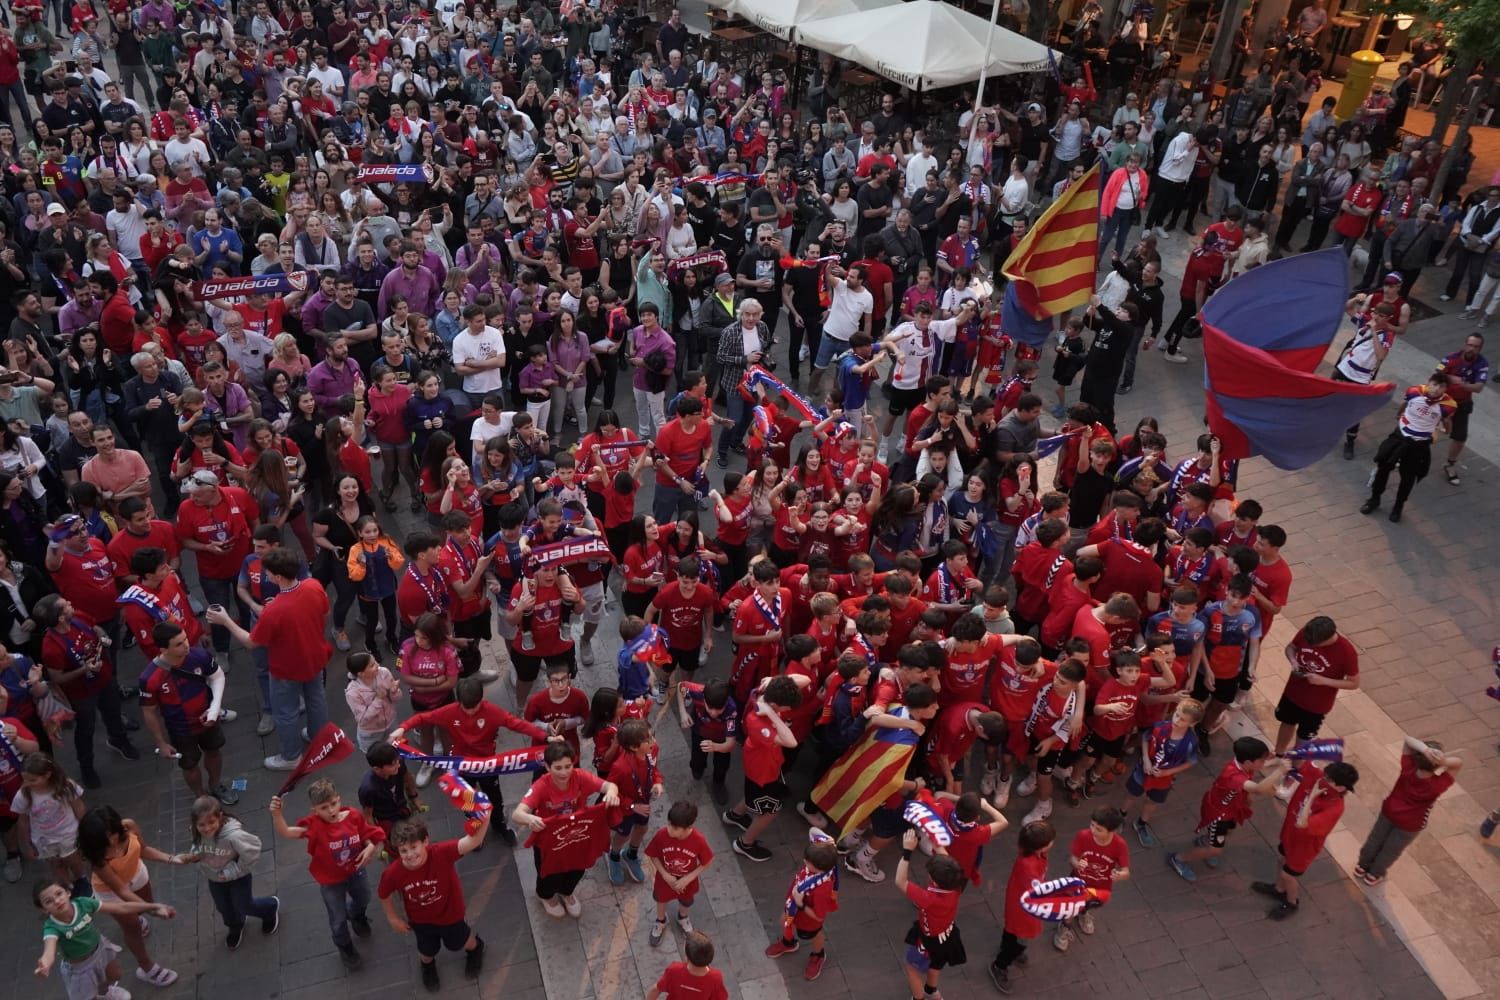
[1201,248,1395,470]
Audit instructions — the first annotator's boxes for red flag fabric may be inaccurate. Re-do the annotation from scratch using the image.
[278,723,357,795]
[537,803,615,877]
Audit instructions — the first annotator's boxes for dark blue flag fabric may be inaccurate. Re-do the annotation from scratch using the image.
[1001,282,1054,350]
[1201,248,1395,470]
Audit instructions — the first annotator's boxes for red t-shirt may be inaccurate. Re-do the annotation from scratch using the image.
[905,881,960,938]
[1089,675,1149,742]
[714,493,753,546]
[175,487,259,580]
[50,539,119,623]
[654,418,713,486]
[1282,630,1358,716]
[1251,557,1293,634]
[523,687,590,758]
[508,581,573,657]
[377,838,466,926]
[941,636,1000,707]
[930,701,986,767]
[298,809,386,886]
[249,580,333,683]
[653,963,728,1000]
[623,541,666,594]
[1279,763,1345,871]
[933,797,994,885]
[405,700,547,758]
[1071,606,1115,686]
[606,749,661,812]
[1070,828,1129,889]
[1040,578,1093,649]
[1380,754,1454,832]
[1199,760,1255,827]
[521,768,606,819]
[741,710,785,786]
[884,596,928,658]
[106,522,180,581]
[1004,853,1048,937]
[121,573,203,656]
[990,657,1056,721]
[1090,539,1161,609]
[650,582,716,651]
[604,480,639,529]
[0,717,37,817]
[438,537,488,621]
[644,827,713,900]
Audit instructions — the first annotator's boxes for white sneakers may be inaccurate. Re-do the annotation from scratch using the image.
[541,896,565,918]
[262,754,298,772]
[1015,773,1038,797]
[416,764,434,788]
[980,767,998,796]
[1022,799,1053,826]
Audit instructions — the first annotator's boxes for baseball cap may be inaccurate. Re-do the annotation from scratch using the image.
[46,203,65,216]
[184,470,220,490]
[713,272,734,287]
[1384,271,1402,283]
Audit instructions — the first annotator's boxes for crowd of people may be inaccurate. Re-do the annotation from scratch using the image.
[0,0,1492,998]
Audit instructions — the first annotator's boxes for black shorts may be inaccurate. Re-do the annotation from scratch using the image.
[904,921,967,971]
[1273,694,1325,742]
[454,611,492,644]
[1451,399,1473,444]
[1194,818,1236,849]
[1194,673,1241,706]
[510,649,575,683]
[668,647,698,675]
[1053,357,1085,387]
[869,804,909,840]
[1030,740,1080,776]
[411,692,456,716]
[1083,731,1128,761]
[744,776,787,815]
[171,724,226,769]
[412,919,471,958]
[885,383,924,415]
[796,923,824,941]
[612,811,648,837]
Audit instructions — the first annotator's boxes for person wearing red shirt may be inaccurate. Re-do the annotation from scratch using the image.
[604,719,663,884]
[93,272,138,356]
[643,801,715,947]
[1159,234,1227,361]
[1075,518,1165,614]
[512,742,621,917]
[646,556,716,682]
[931,792,1006,888]
[621,514,668,620]
[927,702,1006,792]
[1249,525,1292,636]
[881,576,928,661]
[989,821,1055,992]
[1333,166,1385,250]
[378,816,491,989]
[764,836,839,979]
[721,677,800,862]
[652,399,713,524]
[1055,807,1131,950]
[1273,616,1359,755]
[923,541,983,625]
[988,640,1056,807]
[650,932,729,1000]
[707,476,753,581]
[1262,761,1357,919]
[437,511,497,684]
[1168,736,1288,882]
[728,561,790,706]
[35,596,137,788]
[119,547,204,657]
[1070,649,1176,802]
[174,471,259,653]
[396,533,451,630]
[894,836,968,1000]
[940,615,1005,707]
[504,563,584,707]
[1070,595,1141,688]
[106,499,180,586]
[1039,556,1101,655]
[139,215,185,275]
[208,547,330,771]
[44,516,120,632]
[1355,739,1461,887]
[1084,491,1143,545]
[1012,521,1071,632]
[523,663,591,759]
[270,779,387,969]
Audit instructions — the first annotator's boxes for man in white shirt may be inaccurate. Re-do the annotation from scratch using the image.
[163,120,211,178]
[880,300,976,441]
[1145,126,1206,238]
[307,50,345,99]
[451,305,509,407]
[904,137,940,199]
[809,264,874,396]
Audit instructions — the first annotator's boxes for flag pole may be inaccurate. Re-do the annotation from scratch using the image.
[965,0,1004,158]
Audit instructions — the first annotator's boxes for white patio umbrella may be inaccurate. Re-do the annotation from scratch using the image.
[721,0,902,41]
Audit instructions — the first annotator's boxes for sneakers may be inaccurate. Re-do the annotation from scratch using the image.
[464,938,485,979]
[1053,921,1074,952]
[1015,773,1037,797]
[421,961,440,992]
[698,646,709,668]
[263,897,280,934]
[1269,900,1300,920]
[562,893,582,917]
[497,824,518,847]
[1133,819,1157,848]
[580,642,595,667]
[990,961,1014,994]
[108,738,141,760]
[1050,403,1068,419]
[218,709,238,723]
[1275,776,1298,802]
[765,938,799,958]
[1163,349,1190,364]
[836,832,863,855]
[1482,813,1498,839]
[650,920,667,948]
[1353,865,1383,886]
[416,763,435,788]
[677,912,694,934]
[262,754,299,771]
[214,783,240,806]
[607,852,626,885]
[3,854,21,883]
[104,985,132,1000]
[721,809,751,832]
[541,896,566,918]
[256,713,275,736]
[844,850,885,883]
[799,344,810,361]
[733,838,772,862]
[1077,909,1095,935]
[1021,799,1052,826]
[1444,463,1461,485]
[476,668,501,683]
[334,632,352,652]
[1062,779,1083,807]
[226,926,244,950]
[993,776,1011,810]
[338,944,361,969]
[1250,881,1284,898]
[1167,852,1197,882]
[350,915,372,938]
[1360,497,1381,515]
[1342,439,1355,460]
[623,851,646,883]
[1440,292,1454,301]
[979,766,998,797]
[804,952,826,981]
[796,801,828,829]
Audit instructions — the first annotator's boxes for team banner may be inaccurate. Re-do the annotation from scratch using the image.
[1279,738,1345,763]
[527,536,614,572]
[1019,876,1112,921]
[902,792,953,847]
[621,624,672,667]
[667,249,728,279]
[197,271,309,301]
[356,162,435,183]
[437,772,493,835]
[278,723,357,795]
[1035,429,1084,461]
[394,740,548,776]
[742,366,827,425]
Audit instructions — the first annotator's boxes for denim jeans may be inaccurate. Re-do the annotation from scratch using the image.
[208,875,278,930]
[252,646,271,715]
[1099,206,1139,259]
[269,674,328,761]
[719,389,755,457]
[319,870,371,948]
[200,575,241,654]
[71,681,130,771]
[652,482,687,525]
[0,80,34,129]
[813,333,849,370]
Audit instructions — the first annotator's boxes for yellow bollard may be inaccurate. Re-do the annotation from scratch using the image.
[1335,50,1386,121]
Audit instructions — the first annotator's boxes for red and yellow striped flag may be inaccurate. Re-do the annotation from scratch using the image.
[1001,162,1101,318]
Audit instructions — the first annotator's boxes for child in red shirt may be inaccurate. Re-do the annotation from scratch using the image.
[643,800,715,949]
[270,779,386,969]
[378,815,490,990]
[649,931,728,1000]
[1264,761,1357,918]
[765,834,840,981]
[987,639,1055,809]
[1055,806,1130,952]
[605,719,663,886]
[932,791,1008,887]
[721,676,801,863]
[1067,649,1177,803]
[1168,737,1288,882]
[895,832,969,1000]
[989,820,1055,992]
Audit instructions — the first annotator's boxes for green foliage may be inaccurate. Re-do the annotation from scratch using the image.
[1387,0,1500,64]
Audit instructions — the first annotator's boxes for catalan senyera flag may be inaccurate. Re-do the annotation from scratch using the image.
[1002,161,1101,324]
[811,710,922,834]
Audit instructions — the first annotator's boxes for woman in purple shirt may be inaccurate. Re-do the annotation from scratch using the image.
[546,310,592,439]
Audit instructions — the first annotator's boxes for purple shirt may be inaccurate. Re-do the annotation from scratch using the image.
[58,299,102,342]
[307,357,358,415]
[301,289,333,336]
[519,362,551,399]
[139,1,176,29]
[548,332,590,376]
[628,325,676,393]
[377,264,440,319]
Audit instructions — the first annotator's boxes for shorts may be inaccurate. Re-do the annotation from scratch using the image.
[612,811,648,837]
[744,776,787,815]
[903,921,966,971]
[1196,673,1240,706]
[668,647,698,676]
[510,649,576,683]
[1003,718,1030,759]
[869,803,910,840]
[33,838,77,860]
[1124,769,1171,803]
[413,919,472,958]
[1030,740,1080,776]
[170,724,227,770]
[60,938,122,1000]
[1277,845,1306,878]
[885,383,924,415]
[1273,695,1325,742]
[793,921,824,940]
[1082,731,1127,761]
[1451,399,1473,444]
[1194,819,1237,849]
[580,582,605,625]
[411,692,456,716]
[93,860,150,903]
[653,874,699,904]
[1052,357,1085,387]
